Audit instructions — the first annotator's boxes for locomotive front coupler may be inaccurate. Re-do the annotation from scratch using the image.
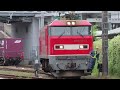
[66,63,76,69]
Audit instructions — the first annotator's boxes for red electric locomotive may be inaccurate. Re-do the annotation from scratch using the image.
[40,19,93,78]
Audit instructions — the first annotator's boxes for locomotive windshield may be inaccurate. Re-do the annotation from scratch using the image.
[49,26,91,36]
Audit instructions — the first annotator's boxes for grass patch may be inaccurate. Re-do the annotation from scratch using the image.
[0,70,34,79]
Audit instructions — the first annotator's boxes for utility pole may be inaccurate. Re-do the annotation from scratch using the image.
[102,11,109,77]
[34,11,45,78]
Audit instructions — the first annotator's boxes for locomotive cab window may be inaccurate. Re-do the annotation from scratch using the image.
[49,27,71,36]
[49,26,91,36]
[72,26,91,36]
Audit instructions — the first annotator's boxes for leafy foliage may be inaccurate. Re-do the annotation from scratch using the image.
[93,35,120,77]
[92,25,98,36]
[92,24,99,41]
[92,39,102,76]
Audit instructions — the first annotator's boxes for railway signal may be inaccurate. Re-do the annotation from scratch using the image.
[102,11,109,77]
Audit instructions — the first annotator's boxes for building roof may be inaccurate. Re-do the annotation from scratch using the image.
[96,27,120,36]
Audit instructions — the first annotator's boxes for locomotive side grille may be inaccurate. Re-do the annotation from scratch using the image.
[56,56,89,60]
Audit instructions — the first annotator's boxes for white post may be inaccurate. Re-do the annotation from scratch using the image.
[40,12,44,29]
[39,18,41,31]
[38,12,44,65]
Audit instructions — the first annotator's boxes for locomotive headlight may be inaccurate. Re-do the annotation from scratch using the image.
[79,45,83,49]
[71,21,76,25]
[55,45,64,49]
[59,45,64,49]
[67,22,71,25]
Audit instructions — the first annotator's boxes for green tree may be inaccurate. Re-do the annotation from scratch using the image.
[93,35,120,78]
[92,24,98,36]
[92,24,99,41]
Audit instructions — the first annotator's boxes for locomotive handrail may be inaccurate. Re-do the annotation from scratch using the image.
[48,54,91,56]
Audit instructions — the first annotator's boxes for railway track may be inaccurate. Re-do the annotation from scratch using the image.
[0,66,97,79]
[0,66,53,76]
[0,74,16,79]
[0,66,34,73]
[0,66,55,79]
[0,73,55,79]
[0,74,41,79]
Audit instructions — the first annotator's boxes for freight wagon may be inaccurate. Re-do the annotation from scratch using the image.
[0,38,24,66]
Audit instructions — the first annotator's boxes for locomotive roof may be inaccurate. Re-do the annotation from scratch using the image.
[48,20,92,26]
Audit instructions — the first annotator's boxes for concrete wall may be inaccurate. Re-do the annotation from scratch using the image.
[0,22,11,38]
[4,23,12,36]
[45,16,54,25]
[0,22,4,31]
[11,17,39,65]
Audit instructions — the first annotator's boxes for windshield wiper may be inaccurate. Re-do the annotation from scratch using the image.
[77,27,85,38]
[77,30,84,37]
[58,30,65,39]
